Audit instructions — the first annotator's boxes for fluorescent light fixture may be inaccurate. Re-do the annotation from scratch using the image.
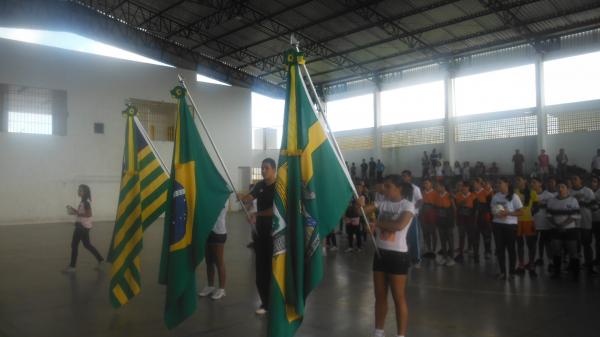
[196,73,231,86]
[0,27,173,67]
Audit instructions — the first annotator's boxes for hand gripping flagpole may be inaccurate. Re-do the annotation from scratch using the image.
[291,36,380,257]
[177,75,252,221]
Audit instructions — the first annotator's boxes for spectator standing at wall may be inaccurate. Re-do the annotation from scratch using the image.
[422,151,430,178]
[453,161,462,181]
[376,159,385,182]
[489,162,500,178]
[591,148,600,177]
[556,148,569,178]
[538,149,550,179]
[442,161,453,179]
[361,159,368,180]
[512,150,525,177]
[462,162,471,182]
[350,162,357,180]
[369,157,377,182]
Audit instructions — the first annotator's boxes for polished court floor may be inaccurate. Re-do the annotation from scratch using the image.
[1,212,599,337]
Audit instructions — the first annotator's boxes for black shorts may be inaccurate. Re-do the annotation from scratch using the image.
[207,232,227,244]
[550,228,578,241]
[373,249,410,275]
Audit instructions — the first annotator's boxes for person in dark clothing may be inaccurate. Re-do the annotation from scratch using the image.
[238,158,276,315]
[361,159,368,180]
[368,157,377,182]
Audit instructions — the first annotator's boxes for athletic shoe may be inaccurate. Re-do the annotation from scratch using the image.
[445,257,456,266]
[529,269,538,278]
[454,254,464,264]
[413,262,421,269]
[198,286,215,297]
[95,260,106,271]
[514,266,526,275]
[436,254,446,265]
[61,267,76,274]
[345,248,354,253]
[330,246,338,252]
[356,248,363,252]
[255,307,267,315]
[211,288,226,300]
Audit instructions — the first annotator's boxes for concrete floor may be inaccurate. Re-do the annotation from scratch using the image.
[1,212,599,337]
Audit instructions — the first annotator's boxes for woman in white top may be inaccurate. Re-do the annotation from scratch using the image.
[547,181,581,279]
[490,178,523,280]
[358,174,415,337]
[63,184,104,273]
[531,177,556,267]
[198,199,230,300]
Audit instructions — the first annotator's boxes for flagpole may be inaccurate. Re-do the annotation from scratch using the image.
[177,74,252,221]
[133,115,171,177]
[291,39,380,256]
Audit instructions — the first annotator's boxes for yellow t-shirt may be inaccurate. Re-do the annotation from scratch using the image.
[516,189,538,223]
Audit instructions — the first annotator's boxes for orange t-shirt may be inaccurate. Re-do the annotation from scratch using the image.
[435,192,453,209]
[474,188,491,204]
[422,189,437,206]
[455,192,476,209]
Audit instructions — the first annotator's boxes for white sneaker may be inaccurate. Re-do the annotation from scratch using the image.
[61,266,75,274]
[95,260,106,271]
[435,255,446,265]
[330,246,338,252]
[255,307,267,315]
[345,248,354,253]
[413,262,421,269]
[198,286,215,297]
[211,288,226,300]
[445,257,456,266]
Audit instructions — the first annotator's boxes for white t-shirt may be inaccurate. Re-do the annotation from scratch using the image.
[534,190,556,230]
[491,192,523,225]
[374,199,415,252]
[547,196,580,230]
[76,200,93,229]
[570,187,595,229]
[212,199,229,234]
[411,183,422,215]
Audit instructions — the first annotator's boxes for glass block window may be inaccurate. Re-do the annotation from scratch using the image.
[129,98,176,141]
[326,93,374,132]
[8,111,52,135]
[251,167,262,182]
[547,110,600,135]
[6,85,54,135]
[381,126,445,148]
[455,115,537,142]
[335,134,374,150]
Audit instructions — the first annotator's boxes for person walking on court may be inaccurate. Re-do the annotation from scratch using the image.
[62,184,104,273]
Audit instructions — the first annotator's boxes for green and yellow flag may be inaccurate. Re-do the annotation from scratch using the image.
[268,50,354,337]
[107,106,169,308]
[158,86,231,329]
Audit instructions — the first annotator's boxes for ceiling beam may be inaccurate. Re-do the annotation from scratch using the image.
[479,0,540,51]
[318,12,600,89]
[0,0,285,97]
[259,0,541,79]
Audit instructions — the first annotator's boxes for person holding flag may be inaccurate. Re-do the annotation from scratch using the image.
[267,49,354,337]
[358,175,415,337]
[237,157,277,315]
[158,85,231,329]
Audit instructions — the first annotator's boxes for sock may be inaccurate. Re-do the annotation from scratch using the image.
[374,329,384,337]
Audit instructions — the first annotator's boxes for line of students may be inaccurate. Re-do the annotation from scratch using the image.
[390,173,600,280]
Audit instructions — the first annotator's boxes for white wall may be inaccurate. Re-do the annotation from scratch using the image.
[0,39,252,225]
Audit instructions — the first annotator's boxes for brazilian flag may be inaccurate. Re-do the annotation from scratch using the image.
[268,50,354,337]
[107,106,169,308]
[158,86,231,329]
